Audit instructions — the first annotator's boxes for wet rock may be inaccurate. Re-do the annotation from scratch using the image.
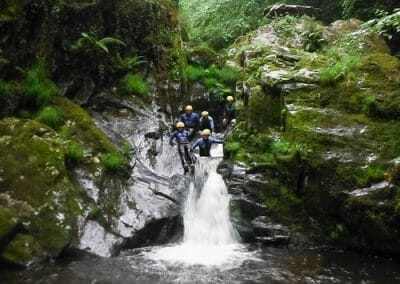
[0,93,19,118]
[252,216,290,246]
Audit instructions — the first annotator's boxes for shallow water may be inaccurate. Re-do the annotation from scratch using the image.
[2,245,399,283]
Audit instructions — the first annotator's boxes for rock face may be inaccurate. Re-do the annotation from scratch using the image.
[0,0,184,115]
[226,16,400,255]
[219,161,291,247]
[0,0,188,266]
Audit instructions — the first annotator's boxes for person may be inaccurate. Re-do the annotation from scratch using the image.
[180,105,200,140]
[222,95,236,128]
[199,111,215,133]
[170,122,194,174]
[191,129,223,157]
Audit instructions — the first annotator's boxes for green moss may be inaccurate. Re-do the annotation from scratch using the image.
[0,207,18,240]
[54,97,118,155]
[36,106,64,128]
[0,1,22,22]
[2,234,43,266]
[102,152,125,173]
[23,63,58,109]
[0,118,81,254]
[121,73,150,98]
[65,141,84,168]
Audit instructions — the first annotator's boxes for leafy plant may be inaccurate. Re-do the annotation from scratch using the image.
[121,73,150,97]
[36,106,63,128]
[365,9,400,40]
[184,65,207,82]
[65,142,84,168]
[224,141,241,155]
[180,0,266,49]
[319,53,360,86]
[71,32,126,54]
[102,152,125,172]
[24,63,58,108]
[120,141,133,157]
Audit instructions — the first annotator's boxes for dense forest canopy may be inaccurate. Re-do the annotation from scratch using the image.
[179,0,398,49]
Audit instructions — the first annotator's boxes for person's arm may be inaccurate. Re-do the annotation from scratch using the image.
[191,139,200,151]
[210,138,223,144]
[209,117,215,133]
[170,131,177,145]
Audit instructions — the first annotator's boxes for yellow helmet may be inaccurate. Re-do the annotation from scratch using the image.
[185,105,193,111]
[226,96,234,102]
[202,129,211,136]
[176,122,185,128]
[201,111,209,117]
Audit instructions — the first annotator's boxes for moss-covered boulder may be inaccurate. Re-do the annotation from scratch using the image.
[2,234,44,267]
[226,15,400,254]
[0,118,81,265]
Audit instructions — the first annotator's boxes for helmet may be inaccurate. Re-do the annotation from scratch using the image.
[176,122,185,128]
[202,129,211,136]
[201,111,209,117]
[226,96,234,102]
[185,105,193,111]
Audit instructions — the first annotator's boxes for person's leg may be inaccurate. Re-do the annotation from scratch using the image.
[177,145,186,171]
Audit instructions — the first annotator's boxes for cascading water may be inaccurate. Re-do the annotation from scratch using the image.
[149,144,250,266]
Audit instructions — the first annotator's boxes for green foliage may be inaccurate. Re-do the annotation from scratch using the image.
[329,223,345,240]
[342,0,397,20]
[102,152,125,173]
[65,142,84,167]
[319,53,360,86]
[272,15,298,42]
[121,73,150,97]
[23,63,58,108]
[364,9,400,40]
[122,55,147,71]
[184,65,207,82]
[184,64,240,98]
[354,164,386,187]
[87,206,102,220]
[120,141,133,157]
[180,0,267,49]
[208,65,241,86]
[36,106,63,128]
[71,32,126,54]
[271,139,293,156]
[224,141,241,155]
[301,20,326,52]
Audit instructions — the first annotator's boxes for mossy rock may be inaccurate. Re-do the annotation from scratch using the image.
[54,97,118,155]
[0,207,18,241]
[248,85,283,130]
[187,46,219,66]
[1,234,44,267]
[0,118,81,258]
[0,0,23,22]
[360,52,400,81]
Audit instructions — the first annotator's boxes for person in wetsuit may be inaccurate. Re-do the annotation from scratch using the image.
[191,129,223,157]
[199,111,215,134]
[170,122,194,174]
[180,105,200,140]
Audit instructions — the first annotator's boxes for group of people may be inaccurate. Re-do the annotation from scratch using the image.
[169,96,236,174]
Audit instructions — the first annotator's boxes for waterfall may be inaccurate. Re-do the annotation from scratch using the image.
[150,144,247,266]
[183,157,238,245]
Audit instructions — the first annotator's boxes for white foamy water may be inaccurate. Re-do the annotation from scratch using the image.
[150,144,251,266]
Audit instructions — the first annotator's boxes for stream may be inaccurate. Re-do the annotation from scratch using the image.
[1,145,399,283]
